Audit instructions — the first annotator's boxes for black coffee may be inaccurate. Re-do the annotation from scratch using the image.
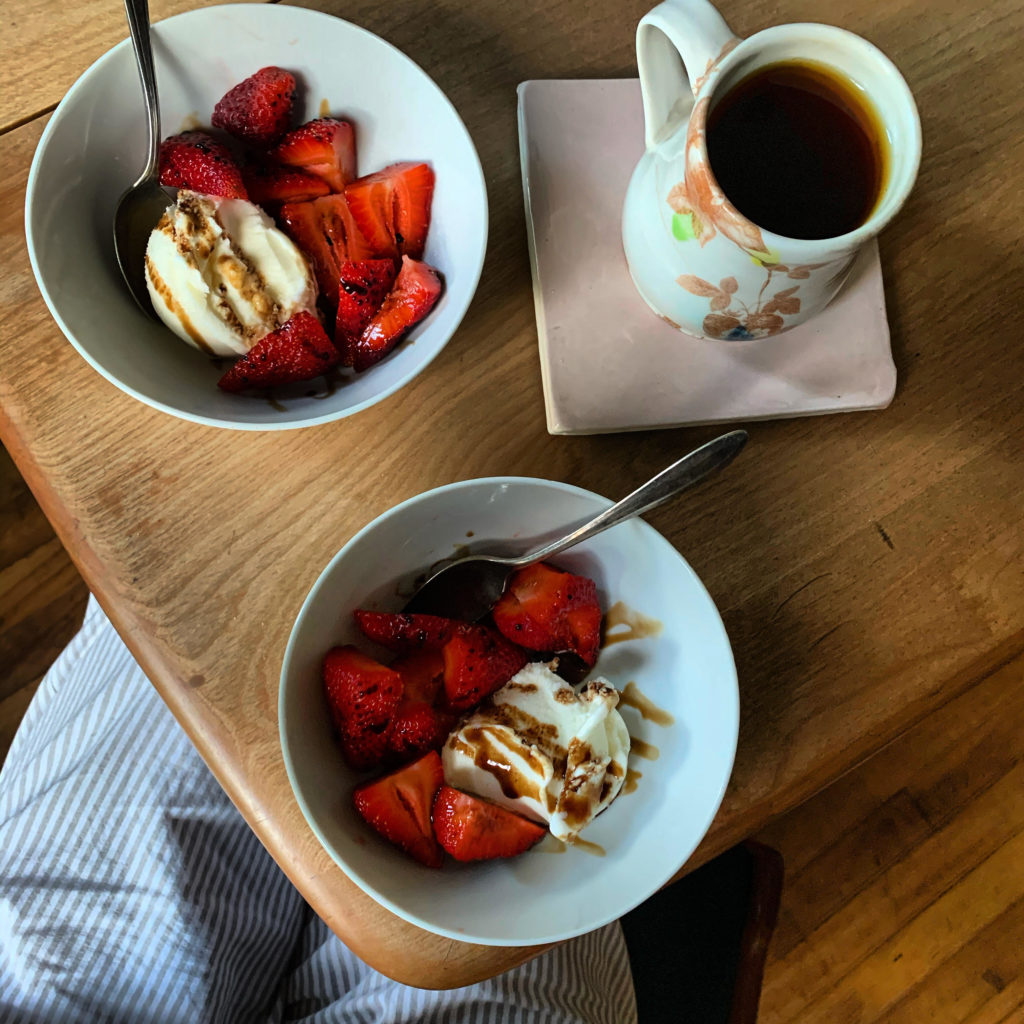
[705,60,886,239]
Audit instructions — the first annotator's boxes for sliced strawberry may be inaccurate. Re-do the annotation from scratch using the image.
[353,611,457,652]
[353,751,445,867]
[242,163,330,205]
[315,194,376,268]
[353,257,442,372]
[217,312,340,393]
[432,786,546,862]
[322,645,403,770]
[492,563,602,668]
[322,645,403,732]
[279,201,341,308]
[345,162,435,259]
[272,118,357,192]
[391,649,446,704]
[442,624,529,711]
[334,259,398,365]
[158,132,248,200]
[211,66,296,146]
[387,702,455,763]
[339,728,391,771]
[280,197,375,312]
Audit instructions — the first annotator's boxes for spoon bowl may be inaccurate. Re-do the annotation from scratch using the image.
[114,179,168,314]
[112,0,165,315]
[403,430,748,619]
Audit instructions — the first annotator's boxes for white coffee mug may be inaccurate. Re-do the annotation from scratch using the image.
[622,0,921,339]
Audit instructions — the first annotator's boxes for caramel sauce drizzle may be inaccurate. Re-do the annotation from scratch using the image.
[628,737,660,761]
[619,681,675,726]
[602,602,663,648]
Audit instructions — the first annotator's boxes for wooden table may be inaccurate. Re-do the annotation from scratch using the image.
[2,0,1022,991]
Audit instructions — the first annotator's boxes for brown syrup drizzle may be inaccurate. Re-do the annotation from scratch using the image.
[619,681,675,726]
[628,737,660,761]
[602,602,664,647]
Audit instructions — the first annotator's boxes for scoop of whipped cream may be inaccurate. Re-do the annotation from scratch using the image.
[442,661,630,842]
[144,190,317,357]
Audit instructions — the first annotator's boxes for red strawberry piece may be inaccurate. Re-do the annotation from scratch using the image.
[217,312,340,394]
[315,194,376,273]
[432,786,546,862]
[339,727,391,771]
[353,751,445,867]
[345,162,435,260]
[441,624,529,711]
[391,649,446,704]
[279,201,341,307]
[353,611,457,652]
[272,118,357,192]
[211,66,296,146]
[242,163,330,205]
[387,702,455,763]
[353,256,442,372]
[279,197,375,312]
[492,563,602,668]
[158,131,248,200]
[334,259,398,365]
[322,645,404,770]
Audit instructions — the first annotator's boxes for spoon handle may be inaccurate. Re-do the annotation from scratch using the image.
[123,0,161,182]
[517,430,748,566]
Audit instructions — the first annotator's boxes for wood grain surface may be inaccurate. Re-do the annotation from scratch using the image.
[757,651,1024,1023]
[0,0,257,134]
[1,0,1022,989]
[0,444,88,761]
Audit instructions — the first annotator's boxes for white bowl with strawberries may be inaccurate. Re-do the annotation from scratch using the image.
[280,477,739,945]
[26,4,487,429]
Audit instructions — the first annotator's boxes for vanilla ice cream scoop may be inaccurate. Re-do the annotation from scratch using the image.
[442,662,631,842]
[144,190,317,357]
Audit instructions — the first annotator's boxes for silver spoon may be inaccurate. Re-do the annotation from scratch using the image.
[113,0,169,316]
[403,429,748,620]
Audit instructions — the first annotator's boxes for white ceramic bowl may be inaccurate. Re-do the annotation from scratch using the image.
[25,4,487,430]
[280,477,739,945]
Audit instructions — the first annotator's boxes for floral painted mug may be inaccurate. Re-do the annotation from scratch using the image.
[621,0,921,340]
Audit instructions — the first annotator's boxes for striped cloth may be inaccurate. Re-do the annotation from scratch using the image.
[0,597,637,1024]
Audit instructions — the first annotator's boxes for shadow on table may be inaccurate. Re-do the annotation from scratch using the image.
[620,841,783,1024]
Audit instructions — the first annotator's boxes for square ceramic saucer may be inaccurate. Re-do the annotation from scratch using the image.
[517,79,897,435]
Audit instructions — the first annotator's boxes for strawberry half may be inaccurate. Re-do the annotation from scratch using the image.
[353,611,457,652]
[217,312,340,393]
[242,163,330,205]
[158,132,248,200]
[353,751,445,867]
[353,256,442,372]
[492,563,602,667]
[442,624,529,711]
[385,650,451,762]
[345,162,435,260]
[334,260,398,365]
[279,197,374,312]
[432,786,546,862]
[211,66,296,146]
[322,645,403,770]
[391,649,446,704]
[272,118,357,193]
[279,201,340,307]
[315,195,376,269]
[387,702,455,763]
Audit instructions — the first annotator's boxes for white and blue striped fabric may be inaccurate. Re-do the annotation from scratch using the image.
[0,598,637,1024]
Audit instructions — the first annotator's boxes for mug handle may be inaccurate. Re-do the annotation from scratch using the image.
[637,0,738,154]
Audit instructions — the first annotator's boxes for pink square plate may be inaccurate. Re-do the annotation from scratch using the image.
[517,79,897,435]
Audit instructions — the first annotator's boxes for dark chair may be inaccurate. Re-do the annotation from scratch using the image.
[620,842,784,1024]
